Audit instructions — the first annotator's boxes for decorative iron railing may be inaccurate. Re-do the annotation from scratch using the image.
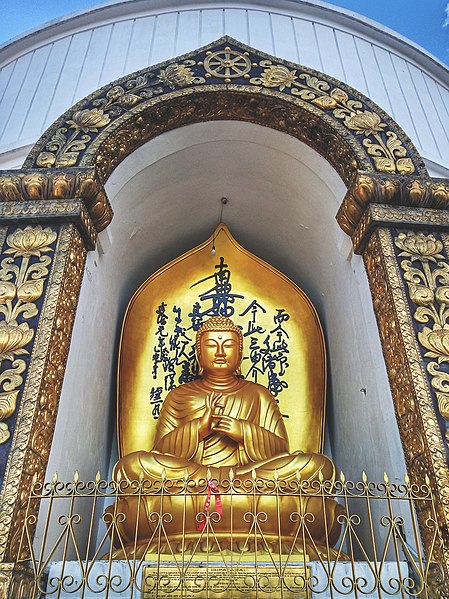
[17,470,444,598]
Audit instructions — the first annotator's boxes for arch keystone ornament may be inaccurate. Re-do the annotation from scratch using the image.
[0,36,447,595]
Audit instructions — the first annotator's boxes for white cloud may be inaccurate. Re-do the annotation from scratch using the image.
[445,3,449,27]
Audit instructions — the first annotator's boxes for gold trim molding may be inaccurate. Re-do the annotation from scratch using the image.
[352,204,449,254]
[0,199,96,250]
[338,173,449,243]
[0,168,112,235]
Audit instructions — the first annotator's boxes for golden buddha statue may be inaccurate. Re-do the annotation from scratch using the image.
[111,316,343,559]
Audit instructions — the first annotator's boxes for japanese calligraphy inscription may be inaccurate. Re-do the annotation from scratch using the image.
[118,225,326,458]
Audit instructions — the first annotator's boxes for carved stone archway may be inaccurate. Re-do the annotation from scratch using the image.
[0,37,449,594]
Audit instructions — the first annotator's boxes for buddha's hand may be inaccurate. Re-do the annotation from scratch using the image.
[212,415,244,443]
[198,391,223,439]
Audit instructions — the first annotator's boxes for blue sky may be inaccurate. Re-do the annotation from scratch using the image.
[1,0,449,66]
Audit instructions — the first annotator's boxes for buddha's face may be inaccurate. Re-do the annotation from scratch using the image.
[199,330,241,377]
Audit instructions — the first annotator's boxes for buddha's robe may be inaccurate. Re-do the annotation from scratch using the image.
[115,379,334,484]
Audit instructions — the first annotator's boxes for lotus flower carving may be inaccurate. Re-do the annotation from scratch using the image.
[395,232,444,262]
[418,326,449,363]
[0,322,34,360]
[259,65,297,91]
[344,111,386,136]
[158,64,195,89]
[66,108,111,132]
[5,225,57,258]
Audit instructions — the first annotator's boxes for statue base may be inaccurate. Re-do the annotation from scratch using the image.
[110,533,344,561]
[44,560,409,598]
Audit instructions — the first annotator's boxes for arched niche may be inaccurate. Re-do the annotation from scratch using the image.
[20,37,424,561]
[45,120,406,491]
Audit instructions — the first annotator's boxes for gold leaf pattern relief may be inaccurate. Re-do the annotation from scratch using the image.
[0,424,9,445]
[0,227,86,562]
[157,63,198,88]
[5,225,57,257]
[66,108,111,132]
[344,111,386,135]
[395,231,449,427]
[0,226,55,443]
[396,232,444,262]
[250,60,413,174]
[0,323,33,359]
[0,392,18,421]
[257,64,297,90]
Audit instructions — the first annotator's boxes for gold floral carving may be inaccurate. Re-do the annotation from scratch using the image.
[363,228,449,590]
[251,61,413,175]
[0,168,111,234]
[23,37,424,182]
[0,226,56,445]
[0,226,86,561]
[31,61,204,170]
[394,232,449,434]
[159,61,205,88]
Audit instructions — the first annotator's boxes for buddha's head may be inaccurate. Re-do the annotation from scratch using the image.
[195,317,243,377]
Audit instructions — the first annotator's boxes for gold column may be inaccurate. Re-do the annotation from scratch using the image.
[0,169,111,595]
[338,174,449,593]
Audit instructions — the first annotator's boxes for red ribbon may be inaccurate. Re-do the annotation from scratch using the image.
[198,480,222,532]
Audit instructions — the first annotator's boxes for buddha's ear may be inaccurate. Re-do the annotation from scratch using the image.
[235,349,243,377]
[195,350,204,376]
